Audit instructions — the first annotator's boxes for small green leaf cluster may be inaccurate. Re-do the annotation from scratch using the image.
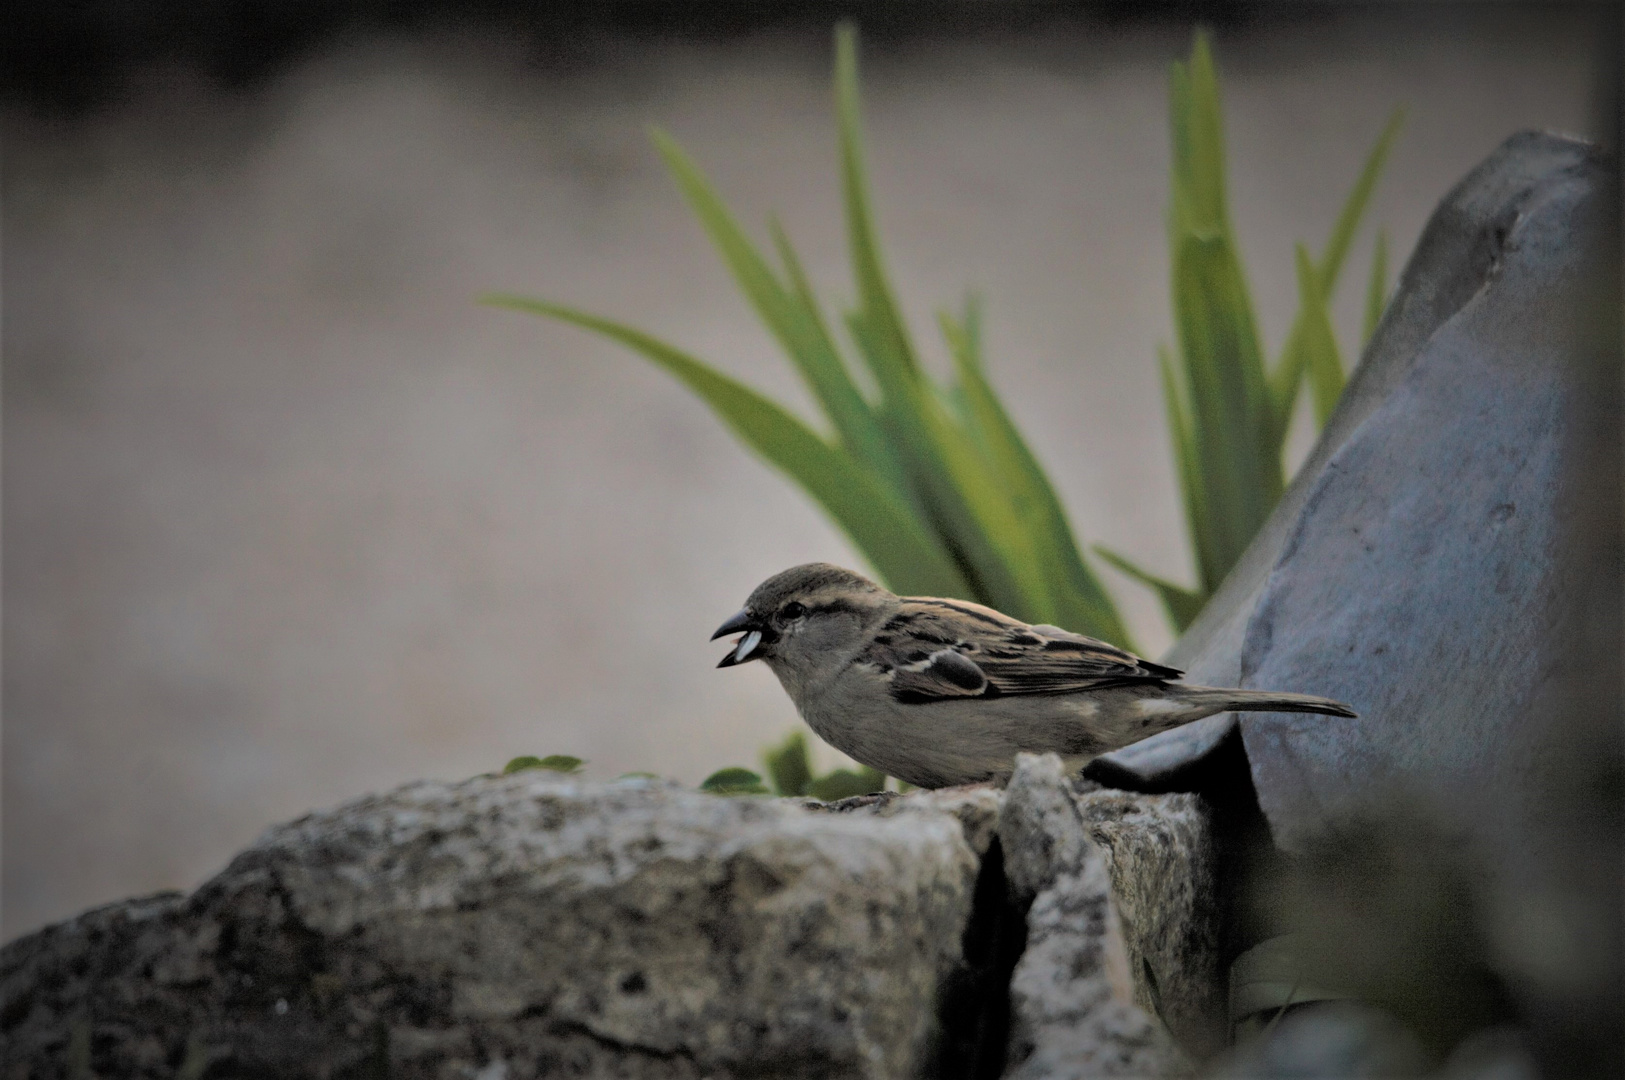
[701,731,890,800]
[492,742,890,800]
[698,767,772,795]
[503,754,585,775]
[764,730,890,800]
[1099,32,1401,632]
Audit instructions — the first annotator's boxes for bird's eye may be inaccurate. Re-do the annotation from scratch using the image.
[781,601,807,621]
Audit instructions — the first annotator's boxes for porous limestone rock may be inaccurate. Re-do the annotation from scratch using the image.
[811,783,1005,859]
[1,772,982,1079]
[821,773,1221,1076]
[998,754,1196,1080]
[1075,789,1223,1059]
[3,761,1224,1080]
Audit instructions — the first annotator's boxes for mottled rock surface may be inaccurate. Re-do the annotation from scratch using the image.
[998,754,1196,1080]
[812,784,1005,859]
[1,773,981,1079]
[2,762,1222,1079]
[1076,789,1223,1058]
[808,775,1220,1076]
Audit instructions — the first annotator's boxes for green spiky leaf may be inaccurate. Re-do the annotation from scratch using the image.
[1294,243,1346,426]
[763,730,814,797]
[649,130,901,492]
[1316,107,1405,297]
[1268,108,1404,440]
[1094,546,1208,633]
[1169,231,1277,593]
[482,295,967,598]
[940,301,1130,643]
[832,25,1049,625]
[1139,29,1402,633]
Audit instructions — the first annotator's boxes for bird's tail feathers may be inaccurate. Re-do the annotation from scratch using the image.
[1172,685,1358,719]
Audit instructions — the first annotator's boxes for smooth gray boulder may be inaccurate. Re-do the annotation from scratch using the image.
[1089,131,1612,856]
[1088,128,1619,1077]
[1238,125,1603,851]
[0,772,982,1079]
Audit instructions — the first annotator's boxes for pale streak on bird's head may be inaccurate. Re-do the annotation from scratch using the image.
[742,562,890,615]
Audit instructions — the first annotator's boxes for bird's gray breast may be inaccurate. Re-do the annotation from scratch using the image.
[797,665,1110,788]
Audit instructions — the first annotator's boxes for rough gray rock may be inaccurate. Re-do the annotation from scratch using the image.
[816,784,1005,859]
[811,777,1217,1075]
[998,754,1195,1080]
[1089,131,1613,856]
[2,761,1221,1079]
[1075,789,1223,1059]
[1,772,981,1079]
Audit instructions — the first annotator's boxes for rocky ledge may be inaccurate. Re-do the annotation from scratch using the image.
[1,756,1213,1079]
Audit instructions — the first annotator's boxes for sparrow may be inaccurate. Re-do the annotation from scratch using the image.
[712,563,1356,789]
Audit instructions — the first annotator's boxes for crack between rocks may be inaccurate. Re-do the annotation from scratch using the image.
[545,1018,701,1066]
[933,837,1029,1080]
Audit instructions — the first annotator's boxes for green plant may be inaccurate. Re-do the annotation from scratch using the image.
[763,730,888,801]
[762,729,814,796]
[1097,31,1402,632]
[486,23,1129,646]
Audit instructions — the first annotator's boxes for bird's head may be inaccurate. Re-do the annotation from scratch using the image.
[712,563,895,689]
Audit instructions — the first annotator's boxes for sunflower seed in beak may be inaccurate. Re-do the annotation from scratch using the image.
[733,630,762,662]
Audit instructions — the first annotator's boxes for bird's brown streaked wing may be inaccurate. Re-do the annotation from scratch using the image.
[865,600,1182,703]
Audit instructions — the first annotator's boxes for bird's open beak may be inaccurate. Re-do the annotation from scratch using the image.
[712,609,766,668]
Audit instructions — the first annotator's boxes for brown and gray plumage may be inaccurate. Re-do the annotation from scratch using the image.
[712,563,1356,789]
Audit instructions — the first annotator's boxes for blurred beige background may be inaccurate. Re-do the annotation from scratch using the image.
[3,6,1603,939]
